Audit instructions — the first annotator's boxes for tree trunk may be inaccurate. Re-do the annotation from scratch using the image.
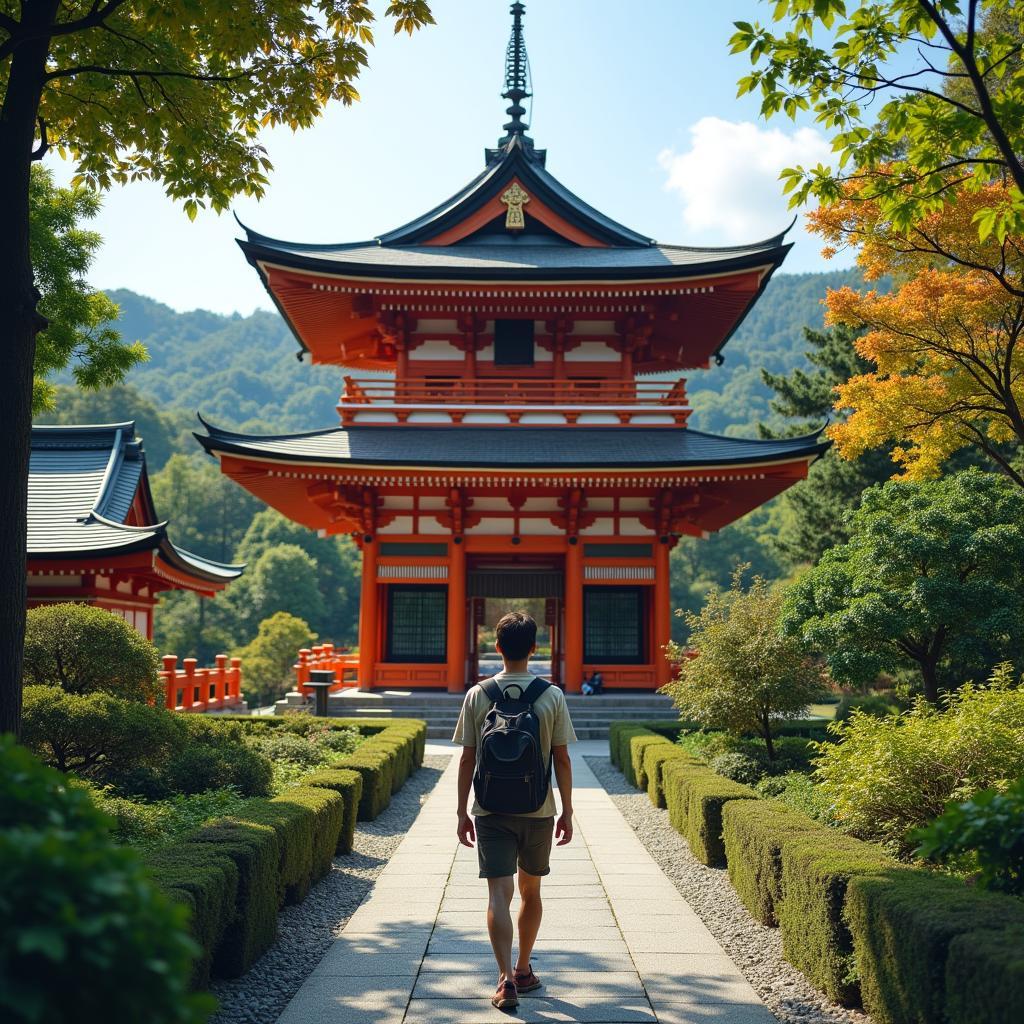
[919,659,940,704]
[0,3,59,736]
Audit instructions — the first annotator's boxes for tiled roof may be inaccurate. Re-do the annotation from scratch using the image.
[196,420,828,470]
[29,423,243,581]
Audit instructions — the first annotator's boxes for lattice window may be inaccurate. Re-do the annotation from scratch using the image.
[583,586,645,664]
[386,585,448,663]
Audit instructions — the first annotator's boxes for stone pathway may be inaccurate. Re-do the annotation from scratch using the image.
[277,741,775,1024]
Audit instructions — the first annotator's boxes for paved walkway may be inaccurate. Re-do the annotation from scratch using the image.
[277,741,774,1024]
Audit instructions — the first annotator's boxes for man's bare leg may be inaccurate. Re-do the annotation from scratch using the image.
[514,868,543,974]
[486,875,516,982]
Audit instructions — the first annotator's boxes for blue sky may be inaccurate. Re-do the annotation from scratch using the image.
[48,0,852,315]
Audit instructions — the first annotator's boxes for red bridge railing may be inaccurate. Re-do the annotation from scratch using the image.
[161,654,244,712]
[294,643,358,694]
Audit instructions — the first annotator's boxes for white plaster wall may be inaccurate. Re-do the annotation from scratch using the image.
[565,341,619,362]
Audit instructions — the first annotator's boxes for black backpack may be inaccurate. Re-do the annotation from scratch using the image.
[473,676,551,814]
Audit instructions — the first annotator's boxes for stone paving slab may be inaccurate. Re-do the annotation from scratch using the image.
[275,740,777,1024]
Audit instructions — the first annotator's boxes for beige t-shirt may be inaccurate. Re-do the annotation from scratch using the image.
[452,671,577,818]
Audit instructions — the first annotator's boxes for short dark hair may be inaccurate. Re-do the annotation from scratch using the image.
[495,611,537,661]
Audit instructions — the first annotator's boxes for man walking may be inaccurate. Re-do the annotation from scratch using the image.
[453,611,577,1009]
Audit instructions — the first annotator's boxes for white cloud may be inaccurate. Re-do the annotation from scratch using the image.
[658,117,833,246]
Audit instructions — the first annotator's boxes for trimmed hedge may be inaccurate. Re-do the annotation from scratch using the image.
[643,744,696,808]
[844,870,1024,1024]
[777,831,897,1006]
[181,818,280,978]
[721,799,823,926]
[144,843,239,988]
[629,733,672,789]
[945,925,1024,1024]
[663,761,758,866]
[301,768,363,853]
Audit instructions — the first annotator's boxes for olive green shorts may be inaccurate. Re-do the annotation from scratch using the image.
[475,814,555,879]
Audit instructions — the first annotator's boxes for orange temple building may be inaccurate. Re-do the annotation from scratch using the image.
[198,3,826,693]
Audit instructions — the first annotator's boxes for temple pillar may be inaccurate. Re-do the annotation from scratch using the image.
[357,538,378,691]
[447,539,467,693]
[564,541,583,693]
[654,538,672,687]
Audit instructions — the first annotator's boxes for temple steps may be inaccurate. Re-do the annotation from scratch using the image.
[274,689,676,739]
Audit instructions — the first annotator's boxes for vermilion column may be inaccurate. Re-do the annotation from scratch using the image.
[564,541,583,693]
[447,539,467,693]
[358,539,378,692]
[654,539,672,687]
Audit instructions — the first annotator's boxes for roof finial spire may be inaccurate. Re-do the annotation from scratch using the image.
[499,2,532,147]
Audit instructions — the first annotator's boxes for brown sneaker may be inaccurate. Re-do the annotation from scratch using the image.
[491,979,519,1009]
[513,963,541,992]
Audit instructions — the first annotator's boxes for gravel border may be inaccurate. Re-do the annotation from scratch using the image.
[585,756,870,1024]
[209,755,451,1024]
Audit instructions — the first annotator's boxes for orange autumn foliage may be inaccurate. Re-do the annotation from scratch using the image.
[808,181,1024,485]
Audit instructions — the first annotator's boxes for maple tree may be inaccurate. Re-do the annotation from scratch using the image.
[0,0,434,734]
[812,182,1024,484]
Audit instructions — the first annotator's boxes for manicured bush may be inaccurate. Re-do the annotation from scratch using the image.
[246,729,324,768]
[711,751,765,786]
[21,684,183,782]
[23,602,160,702]
[144,842,239,988]
[721,798,824,926]
[678,770,758,866]
[844,869,1024,1024]
[629,733,671,789]
[237,787,343,905]
[777,831,898,1005]
[813,679,1024,856]
[944,924,1024,1024]
[301,768,363,853]
[0,737,209,1023]
[339,744,397,819]
[615,725,654,774]
[186,818,280,978]
[643,744,697,808]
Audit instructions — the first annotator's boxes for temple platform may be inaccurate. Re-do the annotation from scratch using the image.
[274,688,676,739]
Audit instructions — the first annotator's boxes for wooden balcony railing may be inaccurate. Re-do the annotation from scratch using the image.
[338,377,690,427]
[161,654,244,712]
[294,643,358,694]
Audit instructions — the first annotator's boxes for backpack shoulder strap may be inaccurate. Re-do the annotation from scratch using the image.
[479,678,504,705]
[522,676,551,705]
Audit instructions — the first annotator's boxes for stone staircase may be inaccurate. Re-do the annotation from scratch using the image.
[275,687,677,739]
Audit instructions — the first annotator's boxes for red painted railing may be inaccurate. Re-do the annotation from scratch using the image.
[294,643,358,694]
[161,654,244,712]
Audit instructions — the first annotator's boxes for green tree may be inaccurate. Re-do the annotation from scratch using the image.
[29,165,145,411]
[152,590,237,667]
[241,545,326,635]
[150,454,262,562]
[784,471,1024,702]
[732,2,1024,240]
[664,568,824,760]
[23,603,159,702]
[235,509,360,642]
[233,611,316,708]
[759,323,896,567]
[0,0,434,734]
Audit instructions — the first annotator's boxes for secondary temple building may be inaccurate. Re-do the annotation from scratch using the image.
[198,3,826,693]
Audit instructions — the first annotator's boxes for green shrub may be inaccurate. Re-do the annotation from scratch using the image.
[629,733,671,789]
[0,737,209,1022]
[21,685,183,783]
[756,772,837,824]
[835,693,902,722]
[186,818,280,978]
[913,778,1024,896]
[944,925,1024,1024]
[615,725,654,775]
[643,744,697,808]
[721,799,825,926]
[301,768,363,853]
[680,771,758,866]
[777,831,898,1005]
[144,842,239,988]
[246,730,324,769]
[23,602,160,701]
[340,744,396,818]
[711,752,765,786]
[314,727,362,756]
[814,680,1024,856]
[845,870,1024,1024]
